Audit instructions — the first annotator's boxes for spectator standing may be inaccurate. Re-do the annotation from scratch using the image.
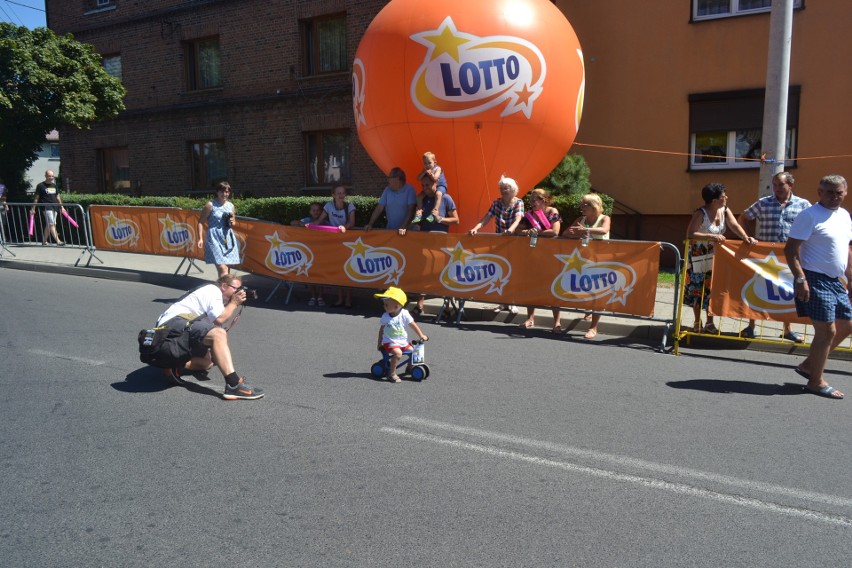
[364,167,416,236]
[411,175,460,316]
[738,171,811,341]
[468,175,525,315]
[684,183,757,334]
[518,188,562,332]
[413,152,447,224]
[31,170,65,245]
[784,174,852,400]
[198,181,240,278]
[317,184,357,308]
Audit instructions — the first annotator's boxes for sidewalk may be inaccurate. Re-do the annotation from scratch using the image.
[0,241,677,346]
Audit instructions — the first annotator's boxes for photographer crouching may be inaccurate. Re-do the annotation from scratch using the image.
[155,273,264,400]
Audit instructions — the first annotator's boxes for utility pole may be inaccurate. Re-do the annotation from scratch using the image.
[757,0,794,198]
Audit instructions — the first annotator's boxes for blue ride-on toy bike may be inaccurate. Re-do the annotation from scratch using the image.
[370,339,430,381]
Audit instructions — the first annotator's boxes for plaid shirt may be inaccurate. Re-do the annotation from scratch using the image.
[742,193,810,242]
[488,198,524,233]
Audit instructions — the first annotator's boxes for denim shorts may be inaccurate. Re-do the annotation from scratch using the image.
[795,269,852,322]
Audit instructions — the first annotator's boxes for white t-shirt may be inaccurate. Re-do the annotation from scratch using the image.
[157,284,225,325]
[323,201,355,227]
[788,203,852,278]
[380,308,414,347]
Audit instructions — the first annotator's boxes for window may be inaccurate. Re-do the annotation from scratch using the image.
[689,88,799,170]
[185,37,221,90]
[49,143,61,159]
[305,130,350,186]
[103,55,122,81]
[190,141,227,190]
[99,147,130,192]
[301,14,347,75]
[693,0,803,21]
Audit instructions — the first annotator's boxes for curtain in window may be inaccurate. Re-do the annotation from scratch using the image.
[198,40,222,89]
[317,17,346,73]
[697,0,731,16]
[739,0,772,10]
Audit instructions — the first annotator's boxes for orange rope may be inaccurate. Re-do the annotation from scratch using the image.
[573,142,852,163]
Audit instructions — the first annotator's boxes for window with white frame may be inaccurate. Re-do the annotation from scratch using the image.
[693,0,803,21]
[689,88,799,170]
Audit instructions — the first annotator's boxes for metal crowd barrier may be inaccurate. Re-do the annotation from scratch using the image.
[673,239,852,355]
[0,202,101,266]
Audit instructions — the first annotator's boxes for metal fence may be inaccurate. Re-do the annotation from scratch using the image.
[673,239,852,354]
[0,202,100,266]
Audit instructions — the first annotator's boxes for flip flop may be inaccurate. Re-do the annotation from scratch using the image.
[793,367,810,380]
[519,320,534,329]
[552,324,563,333]
[803,385,844,399]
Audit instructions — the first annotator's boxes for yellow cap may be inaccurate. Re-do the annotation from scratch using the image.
[373,286,407,306]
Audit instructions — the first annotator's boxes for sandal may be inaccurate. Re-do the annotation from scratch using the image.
[412,307,423,317]
[702,322,719,334]
[308,297,316,306]
[519,319,534,329]
[584,328,598,339]
[387,374,401,383]
[552,324,563,333]
[317,297,326,307]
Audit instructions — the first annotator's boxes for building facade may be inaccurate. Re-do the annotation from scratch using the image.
[556,0,851,243]
[48,0,851,244]
[47,0,387,197]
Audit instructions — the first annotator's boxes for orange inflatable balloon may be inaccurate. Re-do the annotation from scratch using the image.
[353,0,585,232]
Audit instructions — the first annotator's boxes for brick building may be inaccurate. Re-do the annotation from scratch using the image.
[46,0,388,197]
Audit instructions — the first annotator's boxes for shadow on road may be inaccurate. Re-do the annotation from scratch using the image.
[112,366,221,398]
[667,379,806,396]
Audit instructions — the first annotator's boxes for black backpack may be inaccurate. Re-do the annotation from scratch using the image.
[137,318,198,368]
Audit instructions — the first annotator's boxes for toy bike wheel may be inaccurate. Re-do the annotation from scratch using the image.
[410,365,428,381]
[370,361,386,378]
[423,364,431,379]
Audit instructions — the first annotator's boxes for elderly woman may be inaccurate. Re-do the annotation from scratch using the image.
[684,182,757,333]
[518,188,563,331]
[469,175,525,314]
[198,181,241,278]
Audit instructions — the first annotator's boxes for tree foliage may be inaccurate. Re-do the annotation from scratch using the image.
[537,153,592,196]
[0,24,125,198]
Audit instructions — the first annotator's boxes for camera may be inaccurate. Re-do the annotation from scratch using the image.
[238,285,258,300]
[223,211,233,228]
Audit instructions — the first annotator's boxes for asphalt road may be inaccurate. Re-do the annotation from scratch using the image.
[2,269,851,567]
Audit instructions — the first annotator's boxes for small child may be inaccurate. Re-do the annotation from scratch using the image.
[291,202,325,305]
[413,152,446,223]
[374,287,428,383]
[291,201,324,227]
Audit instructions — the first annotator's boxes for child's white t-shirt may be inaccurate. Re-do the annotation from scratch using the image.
[380,309,414,347]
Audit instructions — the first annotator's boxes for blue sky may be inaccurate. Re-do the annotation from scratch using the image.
[1,0,46,29]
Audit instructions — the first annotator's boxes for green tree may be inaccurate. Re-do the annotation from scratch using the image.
[537,153,591,196]
[0,24,125,199]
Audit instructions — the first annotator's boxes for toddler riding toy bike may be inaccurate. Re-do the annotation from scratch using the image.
[370,339,430,381]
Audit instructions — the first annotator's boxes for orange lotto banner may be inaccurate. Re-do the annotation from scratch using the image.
[90,206,660,316]
[709,242,809,324]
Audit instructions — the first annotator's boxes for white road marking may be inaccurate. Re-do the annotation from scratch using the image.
[382,418,852,527]
[29,349,105,366]
[395,416,852,509]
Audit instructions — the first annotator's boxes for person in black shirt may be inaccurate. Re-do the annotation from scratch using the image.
[30,170,66,245]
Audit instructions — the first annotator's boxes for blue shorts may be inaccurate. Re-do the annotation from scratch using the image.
[795,269,852,322]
